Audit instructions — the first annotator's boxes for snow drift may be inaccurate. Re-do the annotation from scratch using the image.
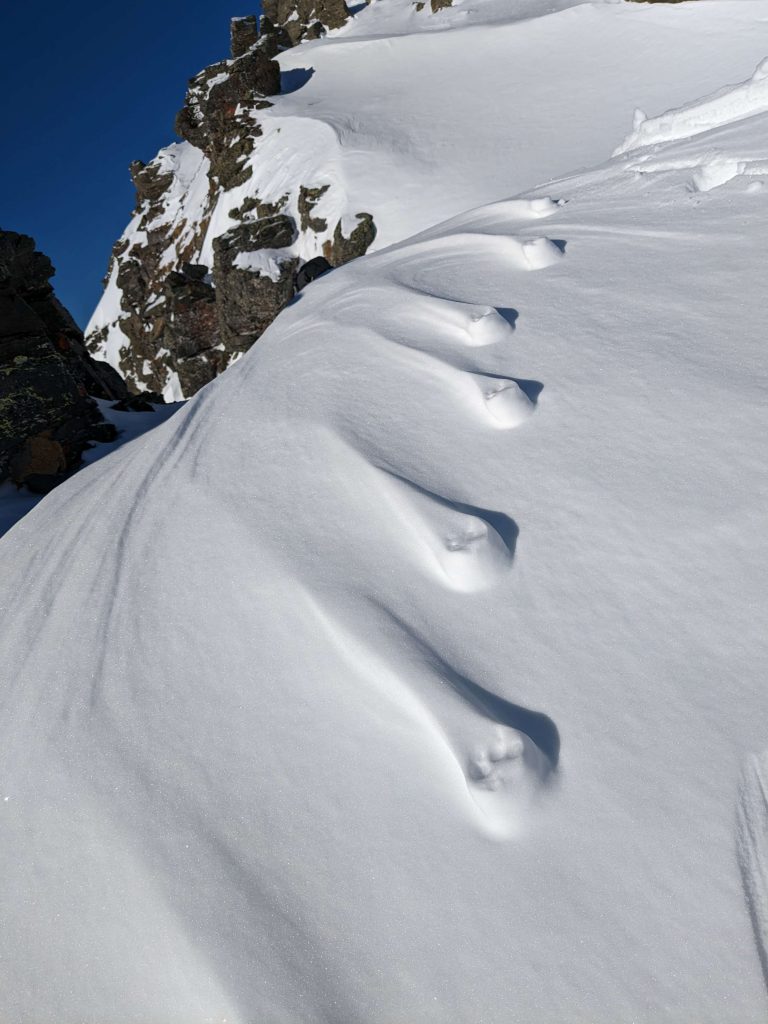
[3,2,768,1022]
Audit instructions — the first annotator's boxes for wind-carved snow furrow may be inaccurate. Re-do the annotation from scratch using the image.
[737,751,768,991]
[381,232,565,291]
[376,470,518,593]
[328,221,564,835]
[373,604,560,838]
[329,288,517,353]
[398,197,561,246]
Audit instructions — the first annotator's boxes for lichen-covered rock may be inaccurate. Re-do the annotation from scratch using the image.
[0,230,124,489]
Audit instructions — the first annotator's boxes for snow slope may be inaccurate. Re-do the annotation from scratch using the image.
[86,0,768,395]
[0,400,182,539]
[5,5,768,1023]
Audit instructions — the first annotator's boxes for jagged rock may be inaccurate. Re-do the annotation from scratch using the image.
[231,15,260,58]
[296,256,332,291]
[257,15,294,55]
[262,0,351,44]
[213,223,298,351]
[87,12,378,399]
[181,263,208,281]
[324,213,377,267]
[298,185,330,232]
[174,44,281,194]
[218,216,297,256]
[175,50,280,158]
[129,159,174,203]
[176,350,227,397]
[229,194,290,222]
[164,264,220,359]
[0,230,124,488]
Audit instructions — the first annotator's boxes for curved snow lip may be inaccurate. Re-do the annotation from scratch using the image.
[614,57,768,156]
[376,603,561,772]
[377,468,520,593]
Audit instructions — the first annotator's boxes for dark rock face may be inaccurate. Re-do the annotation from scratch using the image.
[0,230,126,489]
[129,160,174,203]
[261,0,351,45]
[231,15,260,58]
[298,185,330,233]
[324,213,377,266]
[174,47,281,191]
[295,256,332,291]
[219,215,297,254]
[213,220,298,351]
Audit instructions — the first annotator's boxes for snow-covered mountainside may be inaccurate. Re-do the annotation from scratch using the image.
[3,1,768,1021]
[86,0,768,399]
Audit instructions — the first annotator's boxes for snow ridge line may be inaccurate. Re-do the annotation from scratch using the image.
[312,200,566,834]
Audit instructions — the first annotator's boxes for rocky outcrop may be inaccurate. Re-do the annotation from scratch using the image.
[324,213,377,267]
[261,0,351,46]
[86,11,377,399]
[295,256,332,291]
[230,15,260,58]
[174,45,281,190]
[0,230,127,491]
[414,0,453,11]
[214,219,299,352]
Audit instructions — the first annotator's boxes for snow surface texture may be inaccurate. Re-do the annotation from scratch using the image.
[0,401,182,539]
[86,0,768,397]
[5,2,768,1022]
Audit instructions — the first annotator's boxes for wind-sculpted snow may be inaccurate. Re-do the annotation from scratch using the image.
[4,72,768,1022]
[614,58,768,156]
[0,196,568,1022]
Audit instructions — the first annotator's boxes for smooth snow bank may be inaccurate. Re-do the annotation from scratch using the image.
[615,57,768,155]
[2,78,768,1019]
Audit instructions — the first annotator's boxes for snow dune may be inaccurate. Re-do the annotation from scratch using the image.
[4,3,768,1022]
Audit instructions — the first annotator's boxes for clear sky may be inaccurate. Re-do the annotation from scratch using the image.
[1,3,260,329]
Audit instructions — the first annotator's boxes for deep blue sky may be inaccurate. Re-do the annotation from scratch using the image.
[1,3,259,329]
